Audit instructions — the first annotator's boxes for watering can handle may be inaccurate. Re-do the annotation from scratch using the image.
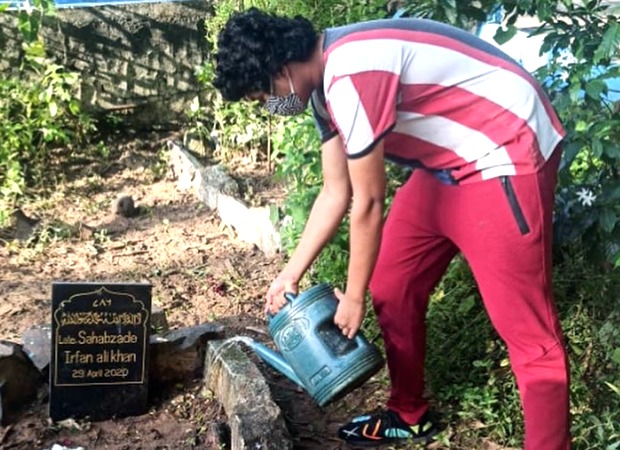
[267,291,296,320]
[283,292,297,303]
[353,334,367,346]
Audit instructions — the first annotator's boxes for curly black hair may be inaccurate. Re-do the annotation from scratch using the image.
[213,7,319,101]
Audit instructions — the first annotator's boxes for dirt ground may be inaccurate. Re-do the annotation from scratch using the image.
[0,131,393,450]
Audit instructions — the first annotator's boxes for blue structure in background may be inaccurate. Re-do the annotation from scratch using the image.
[55,0,182,6]
[1,0,186,8]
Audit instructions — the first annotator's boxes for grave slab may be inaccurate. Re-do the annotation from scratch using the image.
[49,282,152,422]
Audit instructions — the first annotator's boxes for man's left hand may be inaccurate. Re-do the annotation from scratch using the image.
[333,288,366,339]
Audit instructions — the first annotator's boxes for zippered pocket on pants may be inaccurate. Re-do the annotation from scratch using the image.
[500,176,530,235]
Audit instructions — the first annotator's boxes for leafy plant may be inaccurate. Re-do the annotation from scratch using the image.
[0,0,93,226]
[393,0,497,29]
[529,0,620,266]
[553,246,620,449]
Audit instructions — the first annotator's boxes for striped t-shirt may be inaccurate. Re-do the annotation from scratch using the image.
[310,18,565,184]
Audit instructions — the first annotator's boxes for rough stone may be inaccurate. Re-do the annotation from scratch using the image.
[203,421,231,449]
[21,325,52,375]
[202,165,242,198]
[0,341,43,425]
[204,339,293,450]
[151,302,169,333]
[183,131,213,159]
[150,323,225,385]
[10,209,41,242]
[111,195,138,218]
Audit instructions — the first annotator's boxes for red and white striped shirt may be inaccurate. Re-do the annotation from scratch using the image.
[311,18,565,184]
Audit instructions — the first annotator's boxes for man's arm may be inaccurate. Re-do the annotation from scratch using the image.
[334,140,386,338]
[266,135,351,312]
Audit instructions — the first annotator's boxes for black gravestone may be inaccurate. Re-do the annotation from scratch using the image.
[50,282,151,421]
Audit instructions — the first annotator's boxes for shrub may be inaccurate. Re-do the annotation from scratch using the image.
[0,0,93,226]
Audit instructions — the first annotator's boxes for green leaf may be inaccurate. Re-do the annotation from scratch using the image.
[17,13,33,40]
[569,83,583,103]
[600,184,620,202]
[605,381,620,397]
[443,7,457,24]
[570,343,584,355]
[592,138,604,157]
[536,0,553,20]
[612,348,620,365]
[603,143,620,159]
[48,101,58,117]
[442,0,457,24]
[585,79,607,101]
[594,22,620,63]
[493,25,518,45]
[606,441,620,450]
[458,295,476,314]
[599,208,618,233]
[560,142,582,168]
[575,121,590,133]
[68,99,80,115]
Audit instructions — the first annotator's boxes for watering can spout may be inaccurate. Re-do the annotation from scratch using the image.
[245,339,305,388]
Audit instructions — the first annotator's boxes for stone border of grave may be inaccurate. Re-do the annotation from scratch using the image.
[166,140,282,258]
[204,340,293,449]
[166,141,294,449]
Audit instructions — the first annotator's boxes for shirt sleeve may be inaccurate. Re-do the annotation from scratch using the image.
[310,89,339,143]
[325,70,400,158]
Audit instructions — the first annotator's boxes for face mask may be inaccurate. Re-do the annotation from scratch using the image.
[264,73,306,116]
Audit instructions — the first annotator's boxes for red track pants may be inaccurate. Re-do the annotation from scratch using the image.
[369,148,570,450]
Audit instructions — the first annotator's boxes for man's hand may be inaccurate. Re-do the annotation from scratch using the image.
[265,273,299,315]
[333,288,366,339]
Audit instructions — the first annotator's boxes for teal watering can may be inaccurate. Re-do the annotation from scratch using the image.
[246,283,384,407]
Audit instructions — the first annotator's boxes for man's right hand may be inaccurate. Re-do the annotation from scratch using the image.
[265,273,299,315]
